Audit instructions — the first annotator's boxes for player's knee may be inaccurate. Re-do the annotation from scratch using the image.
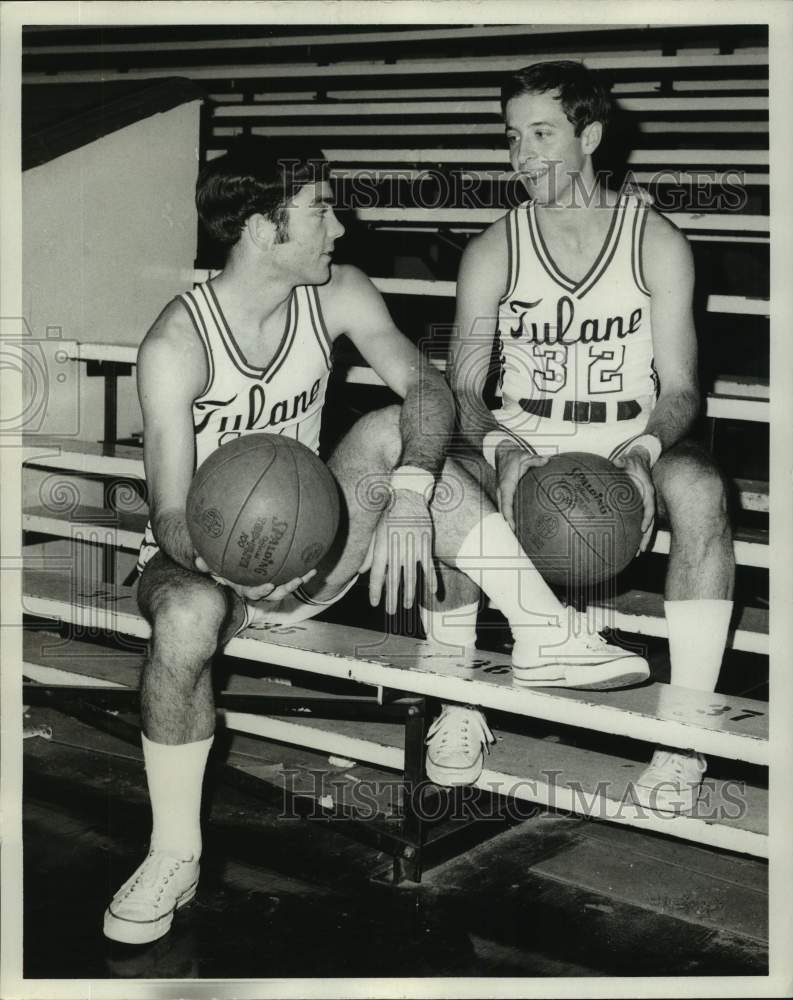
[149,582,228,658]
[656,447,729,526]
[358,404,403,467]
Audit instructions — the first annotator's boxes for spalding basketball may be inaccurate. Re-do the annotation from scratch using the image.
[186,433,340,588]
[514,452,643,587]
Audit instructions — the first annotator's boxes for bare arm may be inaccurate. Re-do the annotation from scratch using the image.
[448,222,548,530]
[137,301,207,570]
[613,213,700,546]
[448,222,511,451]
[323,265,455,476]
[641,213,700,451]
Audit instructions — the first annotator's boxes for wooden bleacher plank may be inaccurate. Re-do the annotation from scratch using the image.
[214,96,768,118]
[352,207,769,237]
[22,503,766,570]
[73,341,138,364]
[708,297,769,317]
[22,50,769,87]
[734,479,769,514]
[63,345,771,403]
[651,527,767,569]
[23,24,623,56]
[319,148,769,166]
[22,570,767,763]
[186,276,769,319]
[639,122,767,134]
[673,78,768,91]
[21,637,766,857]
[236,122,767,140]
[327,81,739,101]
[23,505,148,550]
[23,437,145,478]
[713,375,769,398]
[591,590,768,657]
[706,395,768,422]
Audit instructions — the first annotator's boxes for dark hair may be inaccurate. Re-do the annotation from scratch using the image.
[500,60,611,135]
[196,136,328,247]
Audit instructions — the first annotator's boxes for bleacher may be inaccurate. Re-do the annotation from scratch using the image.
[20,22,769,878]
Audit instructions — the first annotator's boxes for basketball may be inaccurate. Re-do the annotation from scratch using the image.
[186,433,340,588]
[514,452,644,587]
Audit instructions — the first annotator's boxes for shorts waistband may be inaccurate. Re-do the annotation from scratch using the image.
[518,396,647,424]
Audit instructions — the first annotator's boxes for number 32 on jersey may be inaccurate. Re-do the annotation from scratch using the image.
[532,343,626,394]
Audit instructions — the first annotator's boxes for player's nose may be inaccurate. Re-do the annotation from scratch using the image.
[329,211,345,240]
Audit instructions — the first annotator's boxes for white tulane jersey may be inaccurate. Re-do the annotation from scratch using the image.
[136,278,333,571]
[494,194,658,441]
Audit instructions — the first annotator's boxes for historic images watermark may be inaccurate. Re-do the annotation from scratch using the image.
[278,766,751,824]
[330,166,750,213]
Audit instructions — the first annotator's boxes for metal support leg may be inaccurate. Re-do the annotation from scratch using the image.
[393,697,428,883]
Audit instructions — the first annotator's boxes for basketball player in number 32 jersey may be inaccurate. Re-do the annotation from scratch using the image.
[449,61,736,815]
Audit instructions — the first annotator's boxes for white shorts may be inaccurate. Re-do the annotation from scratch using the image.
[495,395,655,463]
[233,532,377,636]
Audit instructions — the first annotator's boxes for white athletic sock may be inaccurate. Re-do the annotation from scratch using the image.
[142,732,213,859]
[665,598,733,692]
[419,601,479,649]
[452,512,566,656]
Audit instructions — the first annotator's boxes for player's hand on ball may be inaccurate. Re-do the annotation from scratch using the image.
[495,443,550,533]
[194,554,316,601]
[369,490,438,615]
[613,450,656,553]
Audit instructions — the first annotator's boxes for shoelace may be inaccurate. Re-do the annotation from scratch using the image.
[425,708,494,762]
[122,852,185,905]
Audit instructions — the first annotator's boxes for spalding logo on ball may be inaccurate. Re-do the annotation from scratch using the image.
[186,433,340,588]
[514,451,644,587]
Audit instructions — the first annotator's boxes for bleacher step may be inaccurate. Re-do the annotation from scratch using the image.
[22,571,768,765]
[21,633,767,859]
[21,501,768,567]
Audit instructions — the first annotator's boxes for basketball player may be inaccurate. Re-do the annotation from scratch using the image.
[104,137,651,944]
[446,61,735,816]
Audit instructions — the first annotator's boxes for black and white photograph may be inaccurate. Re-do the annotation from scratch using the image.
[1,1,791,997]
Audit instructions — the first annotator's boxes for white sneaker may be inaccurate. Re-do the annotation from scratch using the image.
[103,848,199,944]
[425,705,495,787]
[633,748,707,813]
[512,629,649,690]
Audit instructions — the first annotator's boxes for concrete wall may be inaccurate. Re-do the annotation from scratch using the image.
[22,99,201,444]
[22,99,201,533]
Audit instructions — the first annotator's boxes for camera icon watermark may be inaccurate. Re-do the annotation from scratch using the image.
[0,317,80,441]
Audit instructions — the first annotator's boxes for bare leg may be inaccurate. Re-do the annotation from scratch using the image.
[104,554,248,944]
[634,442,735,814]
[307,405,511,600]
[652,440,735,693]
[654,441,735,602]
[138,552,245,743]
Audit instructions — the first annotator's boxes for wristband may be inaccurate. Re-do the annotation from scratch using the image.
[482,428,518,470]
[628,433,662,467]
[389,465,436,503]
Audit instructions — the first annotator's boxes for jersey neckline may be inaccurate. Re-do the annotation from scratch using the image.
[205,279,298,382]
[527,194,627,298]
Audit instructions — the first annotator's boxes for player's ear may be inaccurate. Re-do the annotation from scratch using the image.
[581,121,603,156]
[245,212,278,249]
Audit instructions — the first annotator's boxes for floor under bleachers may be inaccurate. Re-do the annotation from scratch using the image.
[22,706,767,979]
[22,580,768,980]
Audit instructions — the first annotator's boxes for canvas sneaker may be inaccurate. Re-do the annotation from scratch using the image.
[103,848,199,945]
[425,705,495,786]
[512,629,649,690]
[632,748,707,813]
